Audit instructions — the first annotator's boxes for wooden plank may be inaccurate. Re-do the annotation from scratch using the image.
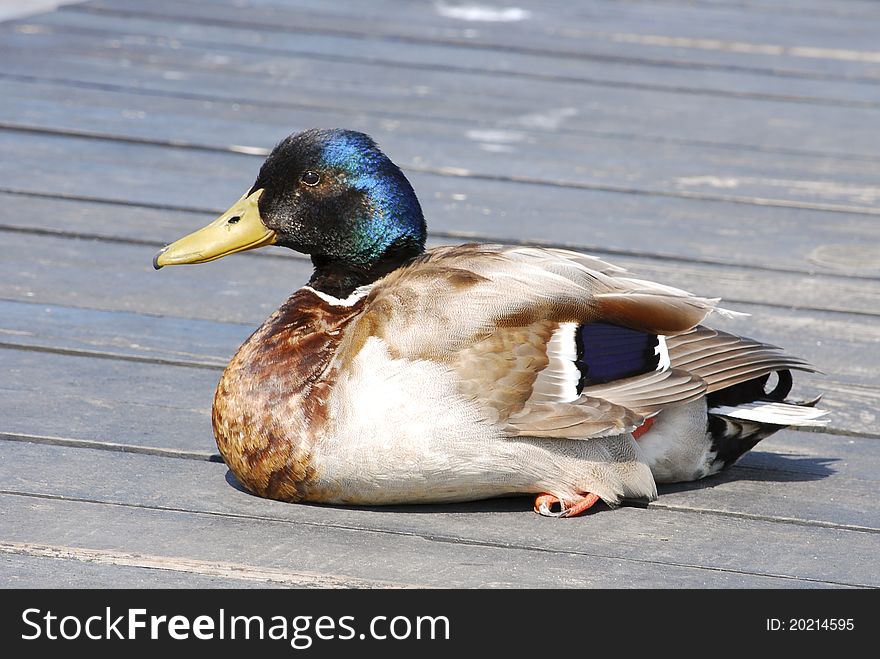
[0,299,243,367]
[0,188,215,245]
[2,133,880,287]
[1,348,217,453]
[4,23,880,163]
[74,0,880,79]
[0,550,290,588]
[648,0,880,16]
[638,0,880,16]
[658,435,880,529]
[0,229,304,324]
[25,8,880,109]
[0,442,874,586]
[739,431,880,483]
[2,51,878,215]
[0,493,830,588]
[238,0,880,50]
[4,79,880,260]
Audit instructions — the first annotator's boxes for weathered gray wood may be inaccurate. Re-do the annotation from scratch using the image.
[0,551,290,588]
[740,431,880,483]
[7,69,880,197]
[26,8,880,109]
[4,22,880,162]
[2,492,841,588]
[0,229,305,323]
[658,440,880,529]
[4,80,880,273]
[811,381,880,440]
[0,299,243,367]
[0,189,214,245]
[657,0,880,16]
[0,442,874,586]
[2,132,880,285]
[1,60,878,216]
[648,0,880,16]
[74,0,880,79]
[1,348,217,452]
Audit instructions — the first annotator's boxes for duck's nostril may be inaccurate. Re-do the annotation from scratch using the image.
[228,216,241,225]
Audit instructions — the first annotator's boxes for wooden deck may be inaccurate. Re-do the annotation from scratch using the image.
[0,0,878,588]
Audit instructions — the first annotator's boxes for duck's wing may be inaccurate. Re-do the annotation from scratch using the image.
[351,244,721,440]
[666,326,816,395]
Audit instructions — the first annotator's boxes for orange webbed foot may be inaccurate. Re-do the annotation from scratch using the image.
[533,492,601,518]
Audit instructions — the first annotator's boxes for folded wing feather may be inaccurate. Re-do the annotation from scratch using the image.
[346,244,726,440]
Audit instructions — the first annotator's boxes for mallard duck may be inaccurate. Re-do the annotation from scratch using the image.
[154,129,826,517]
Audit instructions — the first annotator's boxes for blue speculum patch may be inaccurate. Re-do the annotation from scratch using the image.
[575,322,660,391]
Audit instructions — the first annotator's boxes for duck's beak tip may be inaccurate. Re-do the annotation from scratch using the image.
[152,248,166,270]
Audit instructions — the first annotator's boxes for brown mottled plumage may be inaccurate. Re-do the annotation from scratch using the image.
[213,288,365,501]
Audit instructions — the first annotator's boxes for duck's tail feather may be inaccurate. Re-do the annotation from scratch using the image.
[709,400,829,427]
[706,397,829,470]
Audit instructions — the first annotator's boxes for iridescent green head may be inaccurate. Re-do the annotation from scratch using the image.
[154,129,427,297]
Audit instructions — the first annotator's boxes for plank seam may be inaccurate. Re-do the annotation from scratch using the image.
[58,3,880,87]
[0,340,226,371]
[643,501,880,534]
[0,293,255,326]
[5,73,880,164]
[0,540,406,588]
[0,431,224,463]
[599,0,880,20]
[0,367,869,439]
[0,304,875,438]
[25,14,880,108]
[0,489,873,587]
[5,215,880,288]
[3,123,879,219]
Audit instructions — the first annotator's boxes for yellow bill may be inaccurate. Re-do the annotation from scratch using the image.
[153,189,276,269]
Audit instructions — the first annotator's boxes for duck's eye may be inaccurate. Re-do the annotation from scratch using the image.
[301,171,320,186]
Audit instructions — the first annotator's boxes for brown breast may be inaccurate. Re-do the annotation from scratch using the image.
[212,288,365,501]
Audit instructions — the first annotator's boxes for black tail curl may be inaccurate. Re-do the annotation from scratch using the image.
[706,369,793,470]
[706,369,792,408]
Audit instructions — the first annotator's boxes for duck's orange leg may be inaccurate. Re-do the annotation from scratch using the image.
[533,492,601,518]
[631,416,655,439]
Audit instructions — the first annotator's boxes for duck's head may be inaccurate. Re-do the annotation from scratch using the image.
[154,128,426,298]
